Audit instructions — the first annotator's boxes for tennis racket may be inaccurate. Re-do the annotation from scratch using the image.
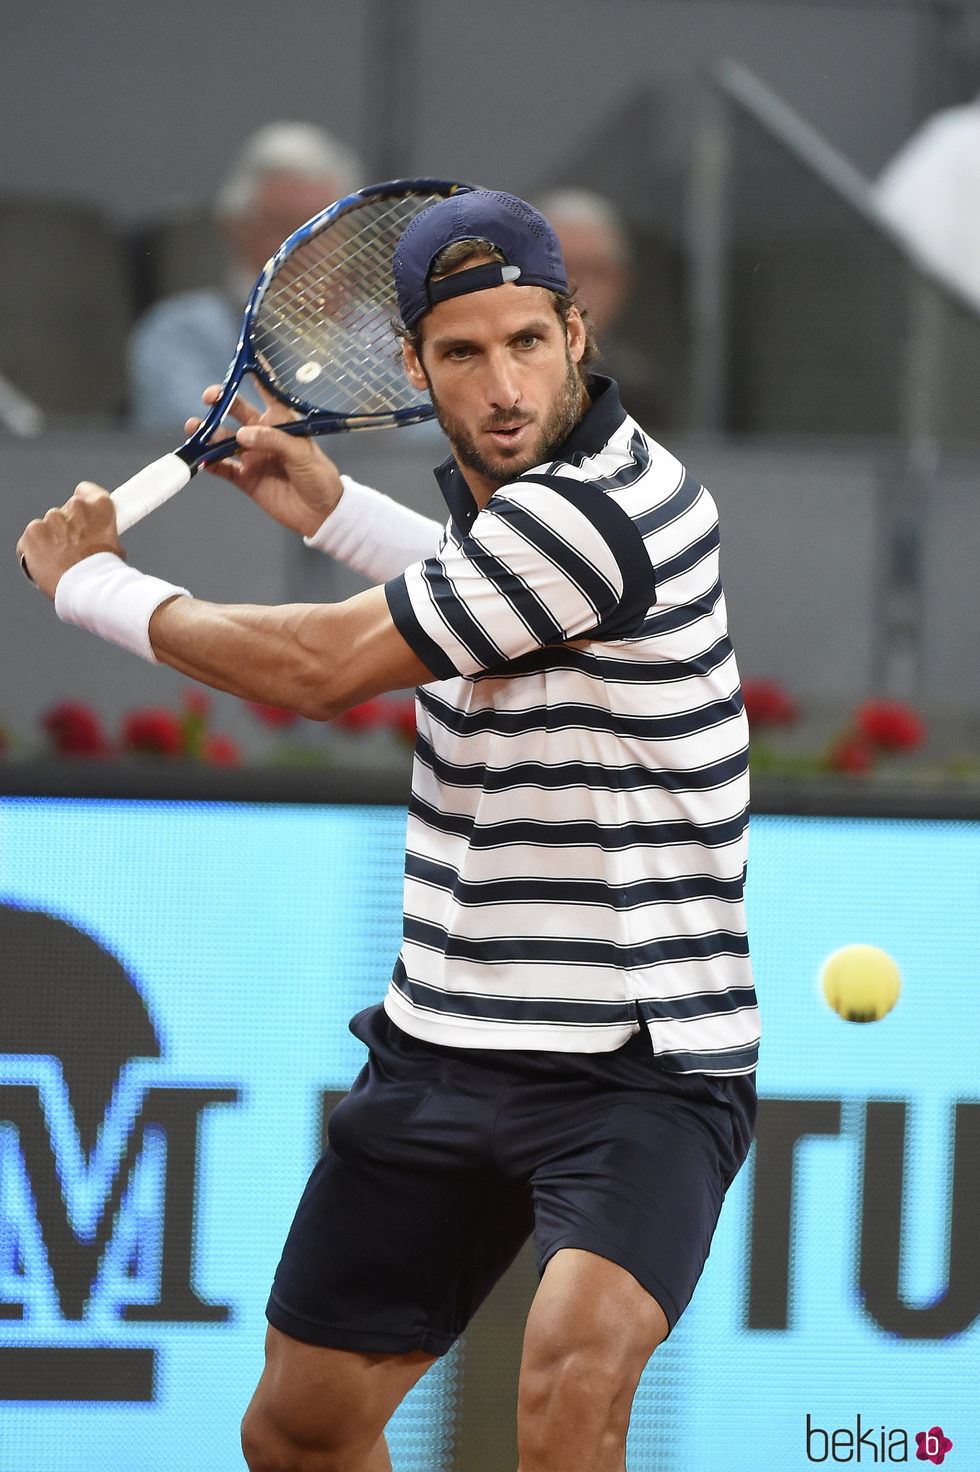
[21,178,469,577]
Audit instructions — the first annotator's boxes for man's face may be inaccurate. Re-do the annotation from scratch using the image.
[225,172,342,276]
[402,273,588,506]
[551,218,628,335]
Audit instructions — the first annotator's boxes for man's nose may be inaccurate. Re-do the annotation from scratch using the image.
[485,351,520,409]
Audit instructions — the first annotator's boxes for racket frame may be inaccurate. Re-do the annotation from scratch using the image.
[21,177,470,568]
[176,176,471,472]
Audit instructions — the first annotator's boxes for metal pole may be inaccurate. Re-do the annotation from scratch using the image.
[685,91,732,434]
[873,273,946,699]
[362,0,420,183]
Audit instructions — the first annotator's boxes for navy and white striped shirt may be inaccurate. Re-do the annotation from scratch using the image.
[383,378,759,1074]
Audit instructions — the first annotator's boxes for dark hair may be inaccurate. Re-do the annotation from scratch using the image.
[395,237,599,375]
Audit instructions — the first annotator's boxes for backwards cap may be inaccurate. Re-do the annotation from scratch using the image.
[394,188,568,329]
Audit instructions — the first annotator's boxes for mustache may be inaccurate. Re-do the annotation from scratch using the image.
[482,411,533,432]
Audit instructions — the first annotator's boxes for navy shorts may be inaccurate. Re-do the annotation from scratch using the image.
[266,1004,756,1356]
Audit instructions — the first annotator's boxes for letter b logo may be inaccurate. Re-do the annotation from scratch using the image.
[806,1415,828,1462]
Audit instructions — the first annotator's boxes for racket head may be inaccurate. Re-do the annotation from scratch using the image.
[184,179,472,469]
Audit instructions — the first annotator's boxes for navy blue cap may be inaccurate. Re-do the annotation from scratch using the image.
[394,189,568,329]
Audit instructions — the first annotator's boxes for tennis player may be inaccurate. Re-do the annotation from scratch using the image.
[18,189,760,1472]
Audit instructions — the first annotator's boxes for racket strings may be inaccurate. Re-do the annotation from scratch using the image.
[266,204,421,405]
[272,193,420,331]
[251,192,442,416]
[271,233,404,395]
[257,256,409,410]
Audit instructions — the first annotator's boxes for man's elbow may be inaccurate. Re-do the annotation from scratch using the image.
[288,652,366,724]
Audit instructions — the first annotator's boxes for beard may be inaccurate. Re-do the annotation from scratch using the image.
[427,351,586,490]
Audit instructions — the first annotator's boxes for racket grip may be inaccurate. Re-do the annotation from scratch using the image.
[111,454,193,535]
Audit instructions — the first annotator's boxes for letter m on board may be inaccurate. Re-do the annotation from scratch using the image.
[0,1082,237,1323]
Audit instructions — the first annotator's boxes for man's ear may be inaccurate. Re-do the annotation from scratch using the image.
[565,306,587,365]
[402,340,428,392]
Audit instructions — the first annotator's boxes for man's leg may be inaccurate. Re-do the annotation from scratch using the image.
[516,1248,669,1472]
[241,1324,438,1472]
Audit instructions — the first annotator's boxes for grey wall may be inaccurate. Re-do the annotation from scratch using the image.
[3,2,978,759]
[1,0,964,235]
[5,1,980,443]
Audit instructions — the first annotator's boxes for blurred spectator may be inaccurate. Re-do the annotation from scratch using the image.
[128,122,362,430]
[873,96,980,313]
[535,187,669,428]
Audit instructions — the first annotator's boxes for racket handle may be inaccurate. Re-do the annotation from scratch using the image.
[112,453,193,534]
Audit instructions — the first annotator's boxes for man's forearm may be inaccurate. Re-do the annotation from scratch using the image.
[148,584,432,720]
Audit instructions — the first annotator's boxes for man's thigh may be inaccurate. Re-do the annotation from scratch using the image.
[266,1016,535,1356]
[516,1083,745,1331]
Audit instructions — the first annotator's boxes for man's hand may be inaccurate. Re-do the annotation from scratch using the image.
[17,483,123,601]
[187,382,345,538]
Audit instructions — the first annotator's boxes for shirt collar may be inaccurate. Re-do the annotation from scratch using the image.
[432,376,627,534]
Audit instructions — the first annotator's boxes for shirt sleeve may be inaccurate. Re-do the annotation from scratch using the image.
[384,475,655,679]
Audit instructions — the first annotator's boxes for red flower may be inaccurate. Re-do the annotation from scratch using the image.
[42,700,112,758]
[334,699,385,732]
[182,690,212,720]
[121,707,185,758]
[247,701,301,729]
[826,732,876,775]
[741,679,796,729]
[855,699,926,753]
[202,732,241,767]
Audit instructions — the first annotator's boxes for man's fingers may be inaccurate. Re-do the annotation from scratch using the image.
[188,382,297,445]
[230,391,266,425]
[186,386,280,445]
[254,379,281,410]
[235,421,311,458]
[73,480,111,503]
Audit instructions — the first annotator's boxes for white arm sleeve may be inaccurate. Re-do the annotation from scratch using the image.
[303,475,443,582]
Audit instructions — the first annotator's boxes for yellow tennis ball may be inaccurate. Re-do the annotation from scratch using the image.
[820,944,901,1022]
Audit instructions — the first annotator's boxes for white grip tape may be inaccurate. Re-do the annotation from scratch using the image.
[111,454,193,535]
[54,551,190,663]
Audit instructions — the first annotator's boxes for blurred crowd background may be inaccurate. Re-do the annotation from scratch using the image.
[2,0,979,783]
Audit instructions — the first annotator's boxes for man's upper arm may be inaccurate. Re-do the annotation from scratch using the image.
[335,582,441,696]
[384,479,655,679]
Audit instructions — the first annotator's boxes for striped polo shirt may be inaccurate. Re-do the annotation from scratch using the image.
[383,378,759,1074]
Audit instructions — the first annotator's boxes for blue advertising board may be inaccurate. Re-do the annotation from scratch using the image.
[1,796,976,1469]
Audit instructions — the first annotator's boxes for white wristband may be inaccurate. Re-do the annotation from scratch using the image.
[54,552,190,664]
[304,475,441,581]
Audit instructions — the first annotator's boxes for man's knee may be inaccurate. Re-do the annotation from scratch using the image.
[241,1330,432,1472]
[241,1399,323,1472]
[520,1341,637,1423]
[240,1401,278,1472]
[515,1251,669,1466]
[240,1400,295,1472]
[242,1399,380,1472]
